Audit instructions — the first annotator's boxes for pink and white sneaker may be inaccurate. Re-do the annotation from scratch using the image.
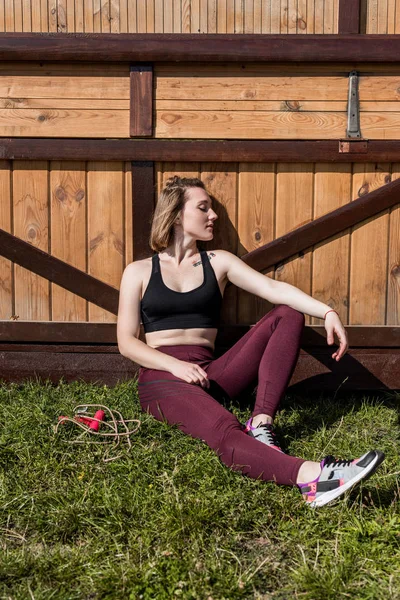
[298,450,385,508]
[244,418,284,453]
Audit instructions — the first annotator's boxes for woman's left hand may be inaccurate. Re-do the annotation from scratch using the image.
[325,312,348,361]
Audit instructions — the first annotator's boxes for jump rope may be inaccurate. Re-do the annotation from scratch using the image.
[55,404,141,463]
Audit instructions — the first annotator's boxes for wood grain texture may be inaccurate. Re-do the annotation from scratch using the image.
[387,164,400,325]
[275,164,313,324]
[50,161,87,321]
[130,64,153,137]
[13,161,50,320]
[0,160,12,319]
[87,162,124,322]
[237,164,275,323]
[311,164,351,325]
[349,163,390,325]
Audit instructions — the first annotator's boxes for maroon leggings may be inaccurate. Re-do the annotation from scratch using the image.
[138,305,306,486]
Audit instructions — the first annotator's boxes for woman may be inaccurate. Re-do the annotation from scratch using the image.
[117,175,384,508]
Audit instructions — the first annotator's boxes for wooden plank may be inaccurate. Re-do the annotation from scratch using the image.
[0,72,129,98]
[0,108,129,137]
[58,0,67,32]
[156,111,347,139]
[13,161,50,320]
[87,162,124,322]
[349,164,390,325]
[125,161,133,265]
[201,163,238,324]
[8,139,400,164]
[338,0,361,34]
[387,165,400,325]
[156,73,348,100]
[0,345,398,389]
[0,160,12,319]
[137,0,146,32]
[156,100,347,111]
[226,0,235,33]
[75,0,85,32]
[0,227,119,313]
[182,0,191,32]
[130,64,153,137]
[311,164,351,325]
[237,164,275,323]
[132,161,154,260]
[275,164,313,324]
[31,0,41,31]
[2,33,400,62]
[191,0,200,32]
[128,0,137,32]
[0,322,398,346]
[164,0,173,32]
[297,0,307,33]
[0,98,129,109]
[146,0,155,33]
[50,161,87,321]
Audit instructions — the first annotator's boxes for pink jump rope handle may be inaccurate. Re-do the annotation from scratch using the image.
[89,410,106,431]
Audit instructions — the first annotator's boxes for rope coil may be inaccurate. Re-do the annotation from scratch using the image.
[54,404,141,463]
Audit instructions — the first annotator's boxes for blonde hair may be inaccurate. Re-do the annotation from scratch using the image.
[149,175,207,253]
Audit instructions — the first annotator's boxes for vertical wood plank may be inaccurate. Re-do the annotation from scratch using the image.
[201,164,237,324]
[275,164,313,324]
[234,0,243,32]
[132,161,154,260]
[182,0,191,31]
[387,0,396,33]
[146,0,155,32]
[237,164,275,323]
[76,0,85,31]
[22,0,31,30]
[101,0,111,32]
[124,161,133,264]
[32,0,41,30]
[288,0,297,33]
[243,0,254,33]
[200,0,207,32]
[173,0,181,31]
[93,0,101,31]
[314,0,323,32]
[306,0,315,33]
[155,0,163,31]
[377,0,388,33]
[87,162,124,322]
[14,0,22,30]
[0,161,12,319]
[130,64,153,137]
[349,164,390,324]
[208,0,216,32]
[0,0,5,32]
[254,0,262,33]
[164,0,173,31]
[367,0,378,32]
[48,0,57,30]
[5,0,14,31]
[387,165,400,325]
[50,161,87,321]
[280,0,288,32]
[58,0,67,32]
[137,0,146,31]
[226,0,234,32]
[261,0,271,32]
[311,164,351,325]
[40,0,48,31]
[13,161,50,320]
[297,0,307,33]
[84,0,94,31]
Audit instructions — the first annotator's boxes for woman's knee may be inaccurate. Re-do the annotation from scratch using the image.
[269,304,305,328]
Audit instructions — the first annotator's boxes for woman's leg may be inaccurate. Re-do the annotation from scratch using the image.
[206,305,305,420]
[138,345,305,486]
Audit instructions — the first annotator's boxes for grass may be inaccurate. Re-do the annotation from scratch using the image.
[0,378,399,599]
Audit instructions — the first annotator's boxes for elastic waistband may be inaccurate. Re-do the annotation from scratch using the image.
[152,344,214,359]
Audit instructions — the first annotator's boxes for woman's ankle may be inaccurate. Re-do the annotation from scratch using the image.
[251,413,273,427]
[296,461,321,485]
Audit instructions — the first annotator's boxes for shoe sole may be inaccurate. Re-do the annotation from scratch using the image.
[309,450,385,508]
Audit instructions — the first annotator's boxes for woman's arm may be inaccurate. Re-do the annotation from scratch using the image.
[219,250,348,361]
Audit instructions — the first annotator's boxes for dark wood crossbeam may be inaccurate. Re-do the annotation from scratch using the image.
[3,139,400,162]
[0,229,119,314]
[0,33,400,62]
[338,0,361,34]
[0,322,398,347]
[241,176,400,272]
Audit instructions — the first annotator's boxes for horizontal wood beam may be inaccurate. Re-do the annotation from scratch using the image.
[0,229,119,314]
[0,345,398,390]
[0,33,400,62]
[242,176,400,271]
[0,322,398,347]
[3,139,400,163]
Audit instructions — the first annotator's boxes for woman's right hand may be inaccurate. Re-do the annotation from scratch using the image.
[170,360,210,390]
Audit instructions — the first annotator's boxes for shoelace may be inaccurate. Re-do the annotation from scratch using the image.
[257,423,282,449]
[323,455,353,469]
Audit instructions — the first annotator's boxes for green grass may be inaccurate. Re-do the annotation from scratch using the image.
[0,378,399,599]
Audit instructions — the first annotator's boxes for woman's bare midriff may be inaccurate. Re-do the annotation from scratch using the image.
[140,250,227,350]
[145,328,218,350]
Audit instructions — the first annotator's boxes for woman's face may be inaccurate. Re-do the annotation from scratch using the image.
[178,187,218,241]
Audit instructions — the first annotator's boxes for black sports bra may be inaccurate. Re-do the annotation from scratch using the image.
[140,251,223,334]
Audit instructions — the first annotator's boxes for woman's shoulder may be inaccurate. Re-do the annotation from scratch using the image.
[121,257,153,282]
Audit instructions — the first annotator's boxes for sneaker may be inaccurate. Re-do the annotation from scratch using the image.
[244,418,284,453]
[299,450,385,508]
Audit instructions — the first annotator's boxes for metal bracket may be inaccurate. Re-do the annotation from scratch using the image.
[346,70,361,138]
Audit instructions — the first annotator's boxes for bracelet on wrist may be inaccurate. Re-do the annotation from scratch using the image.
[324,309,338,320]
